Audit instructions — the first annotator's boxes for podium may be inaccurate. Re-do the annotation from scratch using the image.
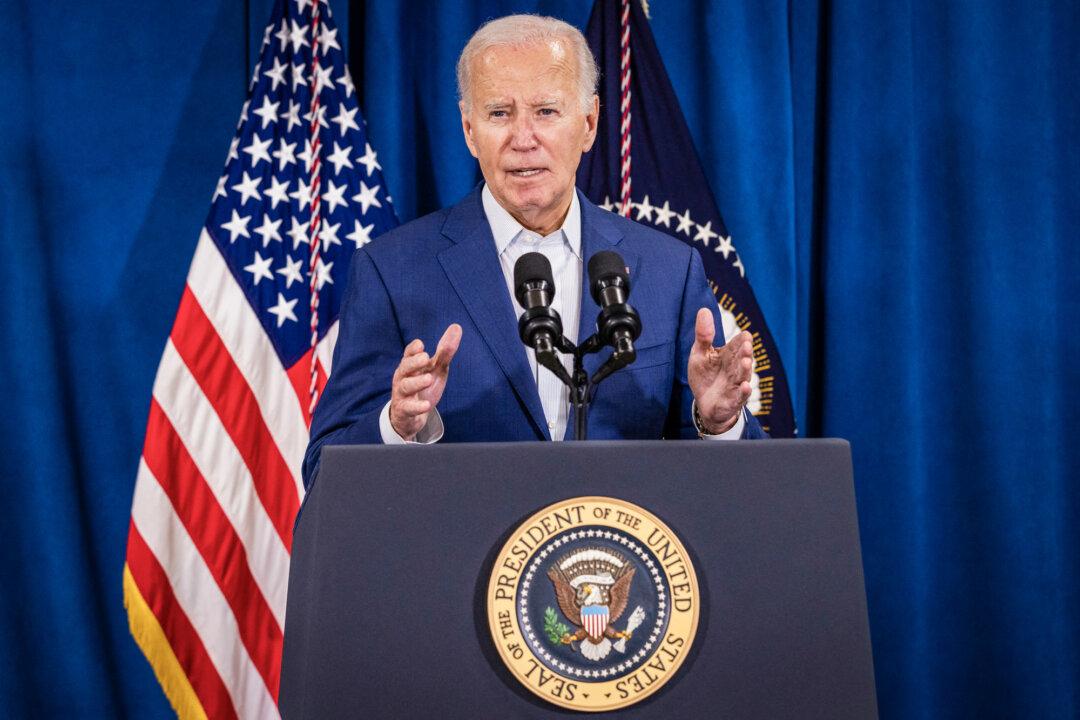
[280,440,877,718]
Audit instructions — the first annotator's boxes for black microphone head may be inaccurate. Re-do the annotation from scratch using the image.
[588,250,629,304]
[514,252,555,305]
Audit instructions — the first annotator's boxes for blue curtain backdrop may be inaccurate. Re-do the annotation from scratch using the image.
[1,0,1076,717]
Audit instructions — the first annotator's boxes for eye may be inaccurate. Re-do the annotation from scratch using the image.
[489,110,507,119]
[538,107,558,116]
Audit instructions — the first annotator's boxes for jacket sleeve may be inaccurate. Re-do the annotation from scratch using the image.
[302,248,404,488]
[664,246,768,440]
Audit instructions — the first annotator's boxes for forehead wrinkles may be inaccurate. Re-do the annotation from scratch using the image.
[472,40,578,98]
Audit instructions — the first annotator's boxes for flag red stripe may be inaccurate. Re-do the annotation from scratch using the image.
[143,399,284,700]
[171,287,298,549]
[126,522,240,720]
[286,348,328,426]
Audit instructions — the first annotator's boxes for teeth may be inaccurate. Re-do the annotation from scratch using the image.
[512,169,541,177]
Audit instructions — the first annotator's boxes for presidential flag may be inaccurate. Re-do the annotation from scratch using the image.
[577,0,796,437]
[123,0,398,716]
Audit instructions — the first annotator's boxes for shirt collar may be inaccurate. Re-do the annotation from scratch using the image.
[481,184,582,260]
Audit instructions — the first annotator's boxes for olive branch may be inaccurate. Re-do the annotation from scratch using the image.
[543,607,570,645]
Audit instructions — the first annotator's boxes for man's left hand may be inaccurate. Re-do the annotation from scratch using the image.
[688,307,753,434]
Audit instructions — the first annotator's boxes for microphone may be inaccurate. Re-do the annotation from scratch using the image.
[513,253,572,385]
[588,250,641,365]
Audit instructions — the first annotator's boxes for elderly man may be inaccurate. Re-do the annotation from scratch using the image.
[302,15,764,488]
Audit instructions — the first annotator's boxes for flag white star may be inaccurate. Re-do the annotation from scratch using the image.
[352,181,382,214]
[716,234,735,259]
[599,196,615,212]
[280,99,302,132]
[287,19,309,53]
[213,173,228,201]
[694,220,718,247]
[296,0,313,13]
[277,255,304,288]
[732,256,745,277]
[272,138,297,171]
[290,176,313,209]
[287,217,308,250]
[267,292,299,327]
[313,63,334,96]
[252,96,280,129]
[323,180,349,214]
[320,219,341,251]
[633,194,655,222]
[330,105,359,137]
[227,135,240,162]
[337,72,355,98]
[297,139,316,173]
[303,104,328,130]
[244,251,274,285]
[221,210,251,243]
[260,22,272,49]
[314,258,334,290]
[346,220,374,248]
[243,134,273,168]
[356,143,381,176]
[265,176,290,209]
[263,56,288,91]
[317,25,340,54]
[675,208,694,235]
[654,200,675,228]
[253,214,283,247]
[290,62,306,92]
[326,142,354,174]
[274,19,289,51]
[231,172,262,205]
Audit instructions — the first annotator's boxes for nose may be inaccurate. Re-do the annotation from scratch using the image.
[509,115,539,152]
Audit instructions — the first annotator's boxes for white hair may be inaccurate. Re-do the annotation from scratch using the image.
[456,14,599,115]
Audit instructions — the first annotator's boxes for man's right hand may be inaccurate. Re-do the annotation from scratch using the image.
[389,324,462,441]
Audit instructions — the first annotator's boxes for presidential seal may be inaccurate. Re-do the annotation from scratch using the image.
[486,496,700,712]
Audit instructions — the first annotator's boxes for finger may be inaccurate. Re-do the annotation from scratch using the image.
[395,397,431,416]
[403,338,424,357]
[432,323,463,371]
[397,373,433,396]
[693,308,715,352]
[739,354,753,381]
[736,381,752,405]
[396,351,431,378]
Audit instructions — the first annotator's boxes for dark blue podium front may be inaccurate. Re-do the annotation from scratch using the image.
[279,440,876,718]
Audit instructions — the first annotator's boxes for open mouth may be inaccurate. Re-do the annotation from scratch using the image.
[508,168,545,178]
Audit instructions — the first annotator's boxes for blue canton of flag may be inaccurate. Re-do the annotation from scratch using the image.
[577,0,796,437]
[209,0,398,388]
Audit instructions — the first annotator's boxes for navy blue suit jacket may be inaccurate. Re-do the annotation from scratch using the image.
[303,187,765,487]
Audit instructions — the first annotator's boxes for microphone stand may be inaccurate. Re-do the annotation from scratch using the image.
[541,334,634,441]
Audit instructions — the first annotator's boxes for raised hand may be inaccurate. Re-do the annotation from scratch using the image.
[687,308,753,434]
[389,324,462,441]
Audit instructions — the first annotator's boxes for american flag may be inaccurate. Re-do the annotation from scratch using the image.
[577,0,796,437]
[123,0,398,716]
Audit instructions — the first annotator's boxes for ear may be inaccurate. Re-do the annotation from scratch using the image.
[580,94,600,153]
[460,102,479,159]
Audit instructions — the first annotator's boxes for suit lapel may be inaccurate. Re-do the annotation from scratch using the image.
[437,189,549,439]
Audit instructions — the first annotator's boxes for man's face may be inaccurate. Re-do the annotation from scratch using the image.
[461,40,599,234]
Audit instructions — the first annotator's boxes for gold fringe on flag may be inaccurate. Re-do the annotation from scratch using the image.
[123,564,209,720]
